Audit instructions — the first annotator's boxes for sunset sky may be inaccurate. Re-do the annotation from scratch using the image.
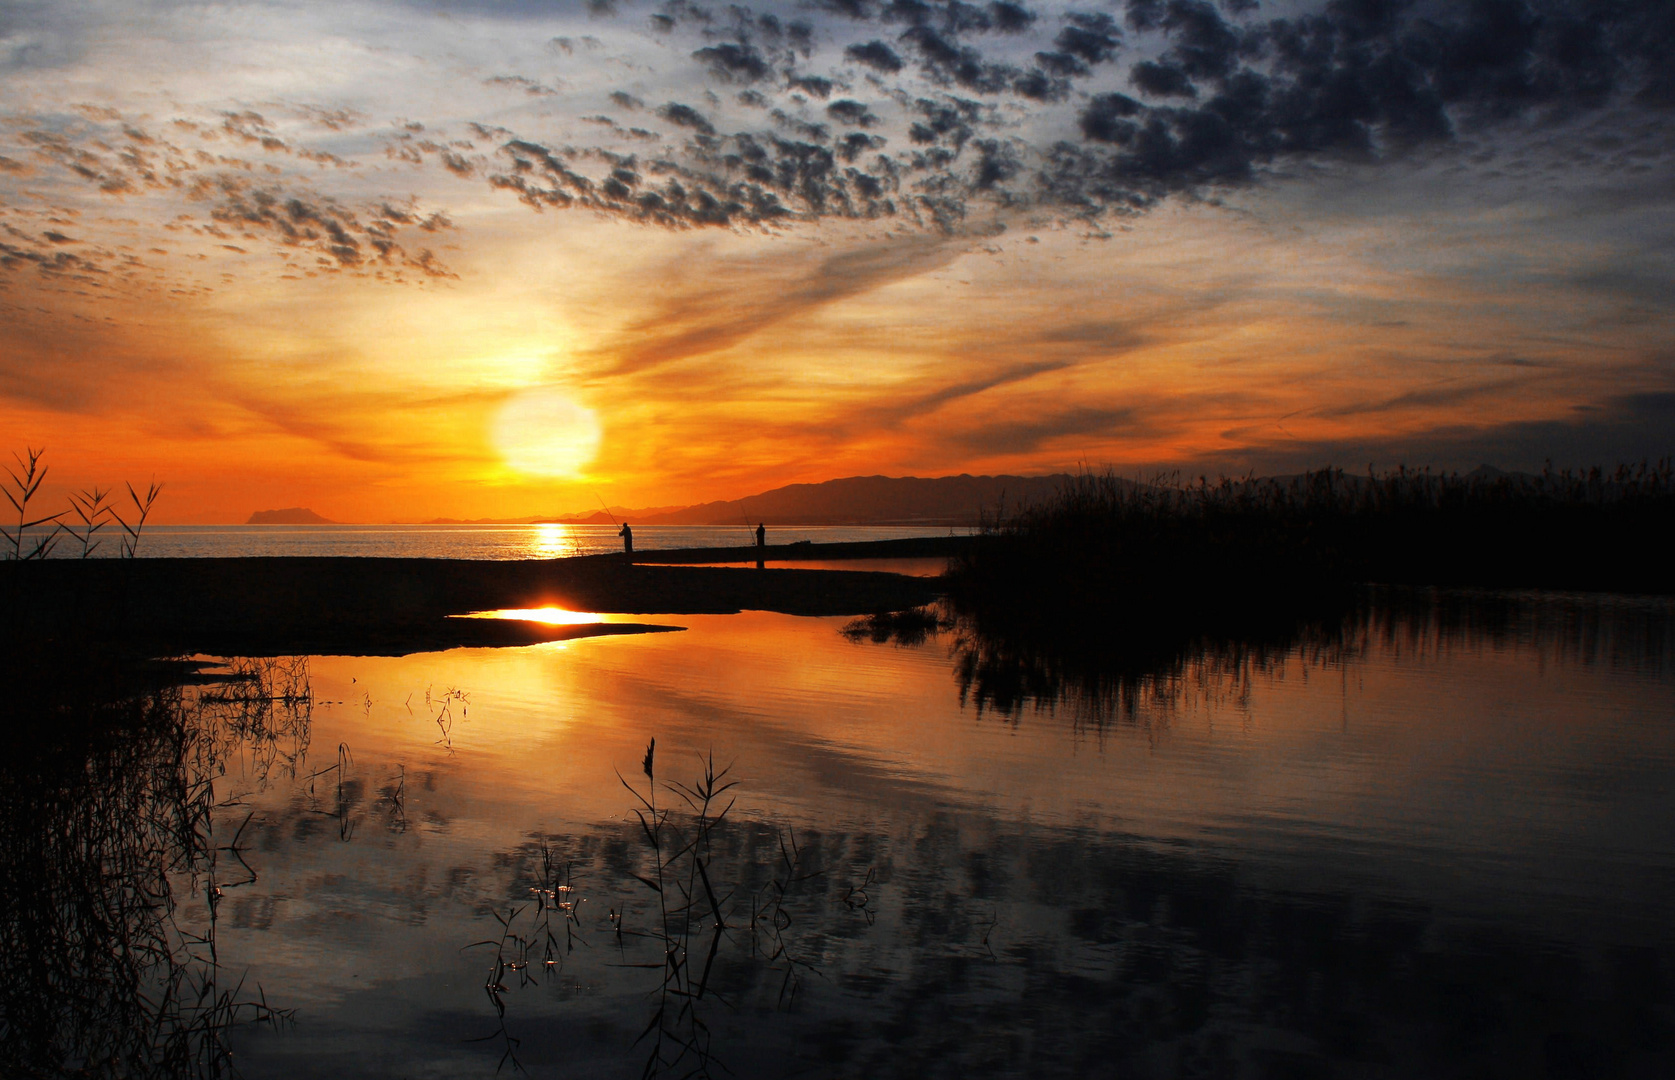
[2,0,1671,522]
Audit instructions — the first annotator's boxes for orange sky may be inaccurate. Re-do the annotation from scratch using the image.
[2,1,1671,522]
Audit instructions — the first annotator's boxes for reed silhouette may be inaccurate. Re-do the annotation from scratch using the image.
[3,447,161,562]
[840,606,949,645]
[4,447,63,560]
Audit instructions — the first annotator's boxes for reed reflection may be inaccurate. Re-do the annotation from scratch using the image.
[0,653,308,1078]
[460,736,1675,1079]
[468,743,881,1078]
[849,587,1675,731]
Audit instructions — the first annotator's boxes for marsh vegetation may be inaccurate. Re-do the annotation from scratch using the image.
[949,463,1675,631]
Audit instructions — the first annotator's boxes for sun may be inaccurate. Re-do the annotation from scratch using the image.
[492,388,603,477]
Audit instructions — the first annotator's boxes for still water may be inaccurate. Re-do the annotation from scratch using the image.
[48,524,961,559]
[7,590,1674,1078]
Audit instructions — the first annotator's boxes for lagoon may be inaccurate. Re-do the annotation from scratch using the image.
[4,589,1673,1078]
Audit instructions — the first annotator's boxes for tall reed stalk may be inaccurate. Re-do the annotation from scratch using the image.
[3,447,63,561]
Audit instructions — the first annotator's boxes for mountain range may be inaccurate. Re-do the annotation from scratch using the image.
[267,466,1531,527]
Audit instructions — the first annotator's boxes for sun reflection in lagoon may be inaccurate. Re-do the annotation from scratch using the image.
[460,606,606,625]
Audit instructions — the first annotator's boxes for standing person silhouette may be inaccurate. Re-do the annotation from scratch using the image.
[755,522,765,548]
[619,522,633,554]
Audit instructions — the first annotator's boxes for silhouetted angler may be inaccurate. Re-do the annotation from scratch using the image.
[619,522,632,553]
[756,522,765,548]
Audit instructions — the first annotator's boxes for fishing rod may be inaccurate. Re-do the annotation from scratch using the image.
[593,491,618,526]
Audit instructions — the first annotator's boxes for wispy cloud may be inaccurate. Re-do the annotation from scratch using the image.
[581,234,968,378]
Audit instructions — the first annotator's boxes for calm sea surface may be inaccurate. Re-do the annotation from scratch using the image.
[6,590,1674,1078]
[45,524,962,559]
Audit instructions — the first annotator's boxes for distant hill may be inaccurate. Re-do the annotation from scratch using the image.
[625,474,1074,527]
[246,507,337,525]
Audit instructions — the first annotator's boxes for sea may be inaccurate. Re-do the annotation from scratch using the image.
[28,523,966,559]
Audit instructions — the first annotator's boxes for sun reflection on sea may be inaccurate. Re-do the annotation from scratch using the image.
[528,522,576,559]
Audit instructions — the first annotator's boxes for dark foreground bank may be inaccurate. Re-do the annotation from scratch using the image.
[1,541,957,657]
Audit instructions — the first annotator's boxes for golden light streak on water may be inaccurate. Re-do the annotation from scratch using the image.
[459,606,603,625]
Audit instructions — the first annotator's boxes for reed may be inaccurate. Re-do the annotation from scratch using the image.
[949,461,1675,636]
[840,605,949,645]
[114,479,163,560]
[66,486,113,558]
[3,447,63,561]
[423,685,470,748]
[2,447,162,561]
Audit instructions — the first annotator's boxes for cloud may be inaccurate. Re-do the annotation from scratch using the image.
[655,101,716,135]
[218,384,504,467]
[484,74,562,96]
[989,2,1038,33]
[1213,388,1675,474]
[1312,376,1536,420]
[853,359,1077,432]
[5,0,1673,307]
[1129,59,1196,97]
[195,177,455,276]
[827,99,881,127]
[1036,10,1122,76]
[584,235,967,378]
[520,0,1673,232]
[899,25,1019,93]
[846,39,905,72]
[7,0,1668,256]
[692,41,772,83]
[955,404,1144,455]
[789,74,836,98]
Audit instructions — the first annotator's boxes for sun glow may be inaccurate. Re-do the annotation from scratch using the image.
[492,388,603,477]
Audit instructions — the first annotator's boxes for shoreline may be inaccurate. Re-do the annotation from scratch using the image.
[2,540,952,658]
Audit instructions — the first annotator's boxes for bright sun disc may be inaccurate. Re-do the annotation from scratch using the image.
[493,388,602,477]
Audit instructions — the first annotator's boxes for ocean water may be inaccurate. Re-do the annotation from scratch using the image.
[6,589,1674,1078]
[31,523,965,559]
